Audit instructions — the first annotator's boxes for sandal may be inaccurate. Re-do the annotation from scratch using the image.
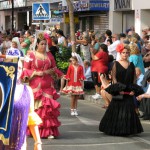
[34,141,42,150]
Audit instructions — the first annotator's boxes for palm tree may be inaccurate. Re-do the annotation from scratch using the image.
[66,0,76,52]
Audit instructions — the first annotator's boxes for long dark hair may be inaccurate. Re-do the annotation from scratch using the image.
[100,44,108,53]
[35,38,47,50]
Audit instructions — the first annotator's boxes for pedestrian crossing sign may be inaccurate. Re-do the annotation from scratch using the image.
[32,3,50,20]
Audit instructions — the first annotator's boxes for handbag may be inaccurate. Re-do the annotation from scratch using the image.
[112,95,123,100]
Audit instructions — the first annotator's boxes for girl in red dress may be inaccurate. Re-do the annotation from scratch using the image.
[62,56,85,116]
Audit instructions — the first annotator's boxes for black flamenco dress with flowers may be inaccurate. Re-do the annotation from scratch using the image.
[99,61,144,136]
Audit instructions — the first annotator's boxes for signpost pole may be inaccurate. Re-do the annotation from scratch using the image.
[40,21,43,30]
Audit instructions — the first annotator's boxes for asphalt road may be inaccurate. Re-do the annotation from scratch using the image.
[27,95,150,150]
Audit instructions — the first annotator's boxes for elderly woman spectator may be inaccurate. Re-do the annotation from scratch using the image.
[141,35,149,56]
[76,31,91,62]
[143,44,150,69]
[83,60,94,89]
[137,73,150,120]
[129,42,145,74]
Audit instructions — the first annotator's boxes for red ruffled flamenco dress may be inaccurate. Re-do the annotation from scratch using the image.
[21,51,63,138]
[61,64,85,95]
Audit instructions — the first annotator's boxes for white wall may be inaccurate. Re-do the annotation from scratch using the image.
[109,0,134,34]
[135,9,150,36]
[133,0,150,10]
[0,11,5,31]
[141,10,150,29]
[27,0,62,6]
[124,11,134,31]
[109,0,123,33]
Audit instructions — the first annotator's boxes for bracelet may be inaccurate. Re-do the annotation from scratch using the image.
[34,141,42,145]
[141,94,144,98]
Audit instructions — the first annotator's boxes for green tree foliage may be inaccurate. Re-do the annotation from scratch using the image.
[56,44,72,73]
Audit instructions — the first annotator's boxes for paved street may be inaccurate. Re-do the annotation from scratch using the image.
[27,95,150,150]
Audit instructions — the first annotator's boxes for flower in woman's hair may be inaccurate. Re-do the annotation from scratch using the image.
[116,43,124,53]
[38,33,44,40]
[44,33,49,40]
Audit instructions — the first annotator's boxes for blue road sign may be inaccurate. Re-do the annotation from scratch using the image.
[32,3,50,20]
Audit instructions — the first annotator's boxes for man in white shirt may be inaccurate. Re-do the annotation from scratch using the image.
[108,34,120,60]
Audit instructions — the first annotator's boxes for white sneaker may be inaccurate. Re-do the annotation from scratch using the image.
[92,93,98,99]
[92,93,102,100]
[48,135,54,139]
[74,109,78,116]
[71,109,75,116]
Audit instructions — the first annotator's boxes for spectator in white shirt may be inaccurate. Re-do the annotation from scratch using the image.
[104,30,112,45]
[108,34,120,60]
[56,29,67,47]
[84,60,94,89]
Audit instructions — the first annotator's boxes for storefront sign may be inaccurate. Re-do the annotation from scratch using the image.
[73,0,89,11]
[50,10,63,18]
[0,0,26,10]
[49,18,63,23]
[60,0,109,12]
[114,0,131,10]
[64,14,79,23]
[89,0,109,11]
[60,0,89,12]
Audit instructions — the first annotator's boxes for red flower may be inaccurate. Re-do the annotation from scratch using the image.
[44,33,49,39]
[116,43,124,53]
[47,38,52,47]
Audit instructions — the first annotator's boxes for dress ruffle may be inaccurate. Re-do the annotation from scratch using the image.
[127,84,144,96]
[27,88,61,138]
[21,69,34,81]
[62,85,84,95]
[28,112,42,126]
[99,95,143,136]
[105,82,126,95]
[34,88,60,100]
[105,83,144,97]
[35,96,61,138]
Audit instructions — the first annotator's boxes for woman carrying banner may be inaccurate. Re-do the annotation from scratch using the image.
[0,58,42,150]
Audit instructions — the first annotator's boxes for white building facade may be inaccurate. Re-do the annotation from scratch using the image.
[109,0,150,36]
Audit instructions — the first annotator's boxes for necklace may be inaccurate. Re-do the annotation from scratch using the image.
[36,51,47,71]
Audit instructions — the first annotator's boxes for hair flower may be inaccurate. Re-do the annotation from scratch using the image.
[38,33,44,40]
[44,33,49,40]
[116,43,124,53]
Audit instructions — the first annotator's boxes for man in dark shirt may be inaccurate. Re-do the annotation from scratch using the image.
[49,37,59,60]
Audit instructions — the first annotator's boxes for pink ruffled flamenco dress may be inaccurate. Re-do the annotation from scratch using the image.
[21,51,63,138]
